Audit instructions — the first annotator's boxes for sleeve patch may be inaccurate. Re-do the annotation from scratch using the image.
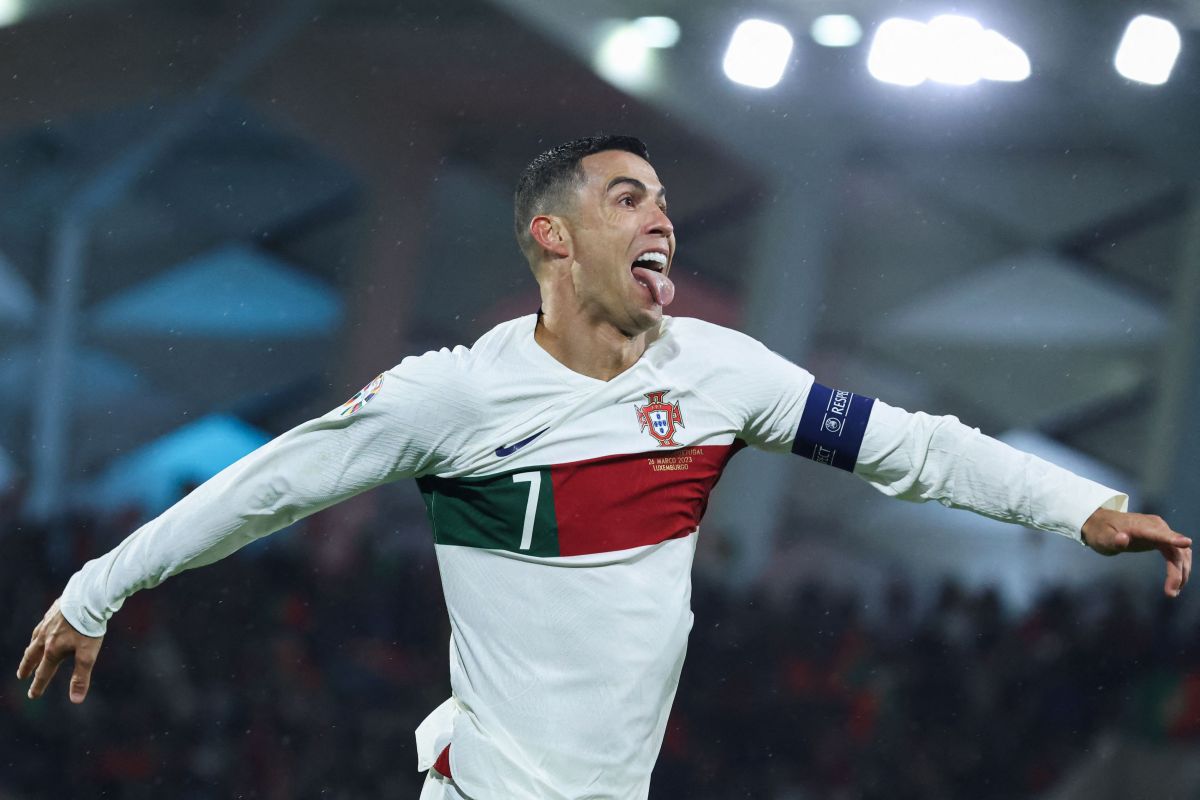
[791,383,875,472]
[338,373,385,416]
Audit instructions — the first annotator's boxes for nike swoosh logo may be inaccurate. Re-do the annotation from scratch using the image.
[494,428,548,458]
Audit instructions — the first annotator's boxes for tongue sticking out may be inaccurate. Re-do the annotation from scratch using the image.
[632,266,675,307]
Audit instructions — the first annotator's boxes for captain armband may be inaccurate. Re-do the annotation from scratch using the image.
[790,383,875,472]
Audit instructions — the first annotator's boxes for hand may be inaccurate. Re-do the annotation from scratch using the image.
[17,598,105,703]
[1082,508,1192,597]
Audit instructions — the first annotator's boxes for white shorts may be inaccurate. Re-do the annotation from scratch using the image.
[419,770,473,800]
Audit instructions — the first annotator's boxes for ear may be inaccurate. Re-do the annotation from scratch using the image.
[529,215,570,260]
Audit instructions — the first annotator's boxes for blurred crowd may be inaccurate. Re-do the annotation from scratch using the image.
[2,495,1198,800]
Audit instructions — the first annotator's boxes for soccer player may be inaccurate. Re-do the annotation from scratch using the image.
[18,135,1192,799]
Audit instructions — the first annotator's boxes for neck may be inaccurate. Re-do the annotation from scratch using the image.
[534,302,651,382]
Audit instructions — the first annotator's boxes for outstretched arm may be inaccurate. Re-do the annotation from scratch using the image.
[16,358,460,703]
[707,333,1190,598]
[850,398,1191,597]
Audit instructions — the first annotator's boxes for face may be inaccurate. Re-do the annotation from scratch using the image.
[562,149,676,336]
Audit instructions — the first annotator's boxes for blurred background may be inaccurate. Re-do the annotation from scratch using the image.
[2,0,1199,797]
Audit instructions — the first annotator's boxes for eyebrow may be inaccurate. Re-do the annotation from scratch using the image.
[605,176,668,207]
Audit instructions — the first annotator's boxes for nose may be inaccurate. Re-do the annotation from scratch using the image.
[646,206,674,238]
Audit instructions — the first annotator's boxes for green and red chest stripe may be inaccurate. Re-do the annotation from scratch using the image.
[417,443,743,557]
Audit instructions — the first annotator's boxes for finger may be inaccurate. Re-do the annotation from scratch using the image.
[1124,531,1186,554]
[1182,546,1192,589]
[17,636,44,681]
[1130,517,1192,549]
[28,648,64,700]
[1160,544,1184,597]
[68,650,96,704]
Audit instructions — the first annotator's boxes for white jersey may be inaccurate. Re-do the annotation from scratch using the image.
[59,314,1126,799]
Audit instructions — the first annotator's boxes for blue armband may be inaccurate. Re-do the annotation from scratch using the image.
[791,383,875,472]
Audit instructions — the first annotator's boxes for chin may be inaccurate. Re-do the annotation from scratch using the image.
[620,304,662,337]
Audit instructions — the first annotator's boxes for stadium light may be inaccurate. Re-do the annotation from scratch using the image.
[0,0,24,27]
[1114,14,1181,85]
[979,29,1031,81]
[811,14,862,47]
[593,17,680,92]
[868,15,1030,87]
[926,15,984,85]
[632,16,680,49]
[595,21,657,92]
[723,19,794,89]
[867,17,930,86]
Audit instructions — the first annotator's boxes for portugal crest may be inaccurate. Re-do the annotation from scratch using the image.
[635,389,685,447]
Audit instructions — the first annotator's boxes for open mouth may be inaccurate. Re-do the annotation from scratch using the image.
[630,251,675,307]
[631,251,668,273]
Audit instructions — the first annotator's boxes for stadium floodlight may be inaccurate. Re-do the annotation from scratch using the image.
[811,14,862,47]
[0,0,23,27]
[723,19,794,89]
[595,21,656,92]
[869,15,1030,87]
[926,14,985,85]
[867,17,930,86]
[1115,14,1181,85]
[978,29,1031,81]
[633,16,681,49]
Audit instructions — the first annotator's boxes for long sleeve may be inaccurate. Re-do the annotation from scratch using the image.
[59,350,468,637]
[855,399,1128,542]
[679,319,1128,543]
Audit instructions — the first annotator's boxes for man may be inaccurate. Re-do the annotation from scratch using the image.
[18,135,1192,799]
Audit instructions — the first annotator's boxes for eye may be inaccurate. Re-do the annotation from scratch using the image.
[618,195,636,208]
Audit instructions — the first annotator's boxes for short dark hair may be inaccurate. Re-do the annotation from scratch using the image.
[513,134,651,264]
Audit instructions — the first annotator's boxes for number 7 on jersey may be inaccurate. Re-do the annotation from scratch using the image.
[512,472,541,550]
